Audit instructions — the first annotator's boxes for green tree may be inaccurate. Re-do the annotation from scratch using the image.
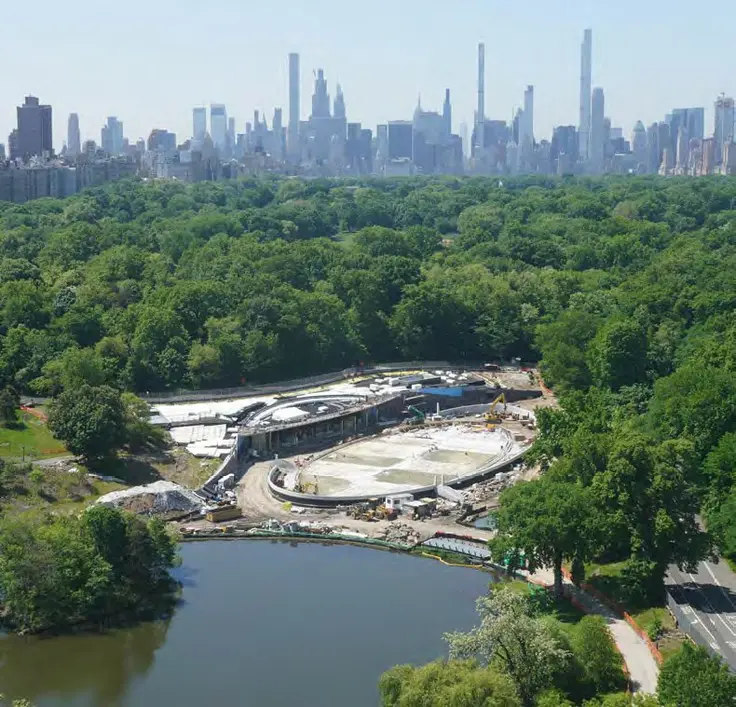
[657,643,736,707]
[571,616,627,697]
[587,317,648,391]
[0,507,178,634]
[379,660,520,707]
[47,384,126,462]
[491,478,593,596]
[445,587,570,707]
[121,392,165,452]
[592,434,711,603]
[0,386,20,426]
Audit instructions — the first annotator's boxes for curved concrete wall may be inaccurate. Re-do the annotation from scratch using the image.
[267,425,530,508]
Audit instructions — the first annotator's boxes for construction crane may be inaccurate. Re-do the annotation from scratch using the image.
[484,393,506,423]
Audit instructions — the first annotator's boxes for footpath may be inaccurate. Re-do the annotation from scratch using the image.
[525,568,660,695]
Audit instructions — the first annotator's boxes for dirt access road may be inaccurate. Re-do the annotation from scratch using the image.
[235,455,495,543]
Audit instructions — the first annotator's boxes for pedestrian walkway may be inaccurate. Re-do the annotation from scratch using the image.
[525,569,660,695]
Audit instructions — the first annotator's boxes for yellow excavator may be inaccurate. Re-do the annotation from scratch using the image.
[484,393,506,423]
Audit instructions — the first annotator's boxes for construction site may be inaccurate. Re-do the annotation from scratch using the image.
[98,364,551,544]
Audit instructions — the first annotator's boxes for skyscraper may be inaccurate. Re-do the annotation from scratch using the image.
[631,121,647,169]
[67,113,81,157]
[714,95,735,165]
[388,121,413,160]
[193,107,207,140]
[311,69,331,119]
[210,104,227,151]
[17,96,53,161]
[228,117,236,147]
[101,116,124,155]
[334,84,346,120]
[522,85,534,146]
[578,29,592,162]
[589,87,605,173]
[476,43,485,151]
[288,52,300,160]
[443,89,452,140]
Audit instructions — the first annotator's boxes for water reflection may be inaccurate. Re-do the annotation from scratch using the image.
[0,618,171,705]
[0,541,492,707]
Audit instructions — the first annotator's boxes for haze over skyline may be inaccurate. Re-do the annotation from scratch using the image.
[3,0,735,148]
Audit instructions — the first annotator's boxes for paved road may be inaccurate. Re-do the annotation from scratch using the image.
[667,560,736,670]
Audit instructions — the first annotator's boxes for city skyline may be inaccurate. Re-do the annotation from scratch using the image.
[3,0,736,149]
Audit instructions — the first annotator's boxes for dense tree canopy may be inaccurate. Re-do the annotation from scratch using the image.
[0,174,733,401]
[0,505,178,633]
[4,173,736,604]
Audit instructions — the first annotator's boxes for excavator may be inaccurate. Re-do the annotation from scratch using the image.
[406,405,426,426]
[484,393,506,424]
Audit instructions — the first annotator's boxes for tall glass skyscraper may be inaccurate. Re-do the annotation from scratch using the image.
[288,53,300,160]
[193,107,207,140]
[210,104,227,151]
[579,29,592,162]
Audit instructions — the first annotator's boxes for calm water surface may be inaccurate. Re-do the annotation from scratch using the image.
[0,540,493,707]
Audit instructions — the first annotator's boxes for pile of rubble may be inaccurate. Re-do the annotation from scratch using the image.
[373,523,423,547]
[95,480,204,517]
[464,468,524,505]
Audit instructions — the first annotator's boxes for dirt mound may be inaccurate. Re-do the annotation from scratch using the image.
[95,480,203,517]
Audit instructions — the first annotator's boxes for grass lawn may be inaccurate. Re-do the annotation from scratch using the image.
[0,411,67,460]
[93,448,221,489]
[1,466,126,518]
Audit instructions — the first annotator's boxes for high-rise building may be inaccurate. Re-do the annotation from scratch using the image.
[210,104,227,151]
[0,144,5,161]
[67,113,81,157]
[311,69,331,119]
[578,29,592,162]
[676,124,690,172]
[687,108,705,141]
[443,89,452,140]
[388,121,413,160]
[193,107,207,140]
[476,43,485,151]
[288,52,300,160]
[714,95,735,165]
[17,96,53,161]
[147,129,177,152]
[589,87,605,173]
[334,84,346,120]
[631,121,647,168]
[101,116,124,155]
[646,123,661,174]
[8,130,20,162]
[228,117,236,147]
[521,85,534,146]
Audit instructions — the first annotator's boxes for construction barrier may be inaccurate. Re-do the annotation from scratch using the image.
[561,568,664,665]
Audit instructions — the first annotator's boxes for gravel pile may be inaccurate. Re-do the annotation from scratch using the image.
[375,523,422,547]
[95,480,204,517]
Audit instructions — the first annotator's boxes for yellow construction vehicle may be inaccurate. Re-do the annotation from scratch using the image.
[484,393,506,423]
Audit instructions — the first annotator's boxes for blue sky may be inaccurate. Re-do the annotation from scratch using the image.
[2,0,735,149]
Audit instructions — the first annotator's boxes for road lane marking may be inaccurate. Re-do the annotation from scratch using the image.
[688,573,736,638]
[676,583,719,644]
[703,562,736,614]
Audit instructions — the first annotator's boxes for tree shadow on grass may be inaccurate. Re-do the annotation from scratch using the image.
[89,456,163,486]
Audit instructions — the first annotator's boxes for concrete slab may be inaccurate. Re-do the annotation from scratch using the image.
[304,425,522,498]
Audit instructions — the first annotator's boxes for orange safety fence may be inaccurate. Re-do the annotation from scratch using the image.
[20,405,47,422]
[561,567,664,665]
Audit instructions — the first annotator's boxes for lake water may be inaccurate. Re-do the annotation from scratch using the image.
[0,540,494,707]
